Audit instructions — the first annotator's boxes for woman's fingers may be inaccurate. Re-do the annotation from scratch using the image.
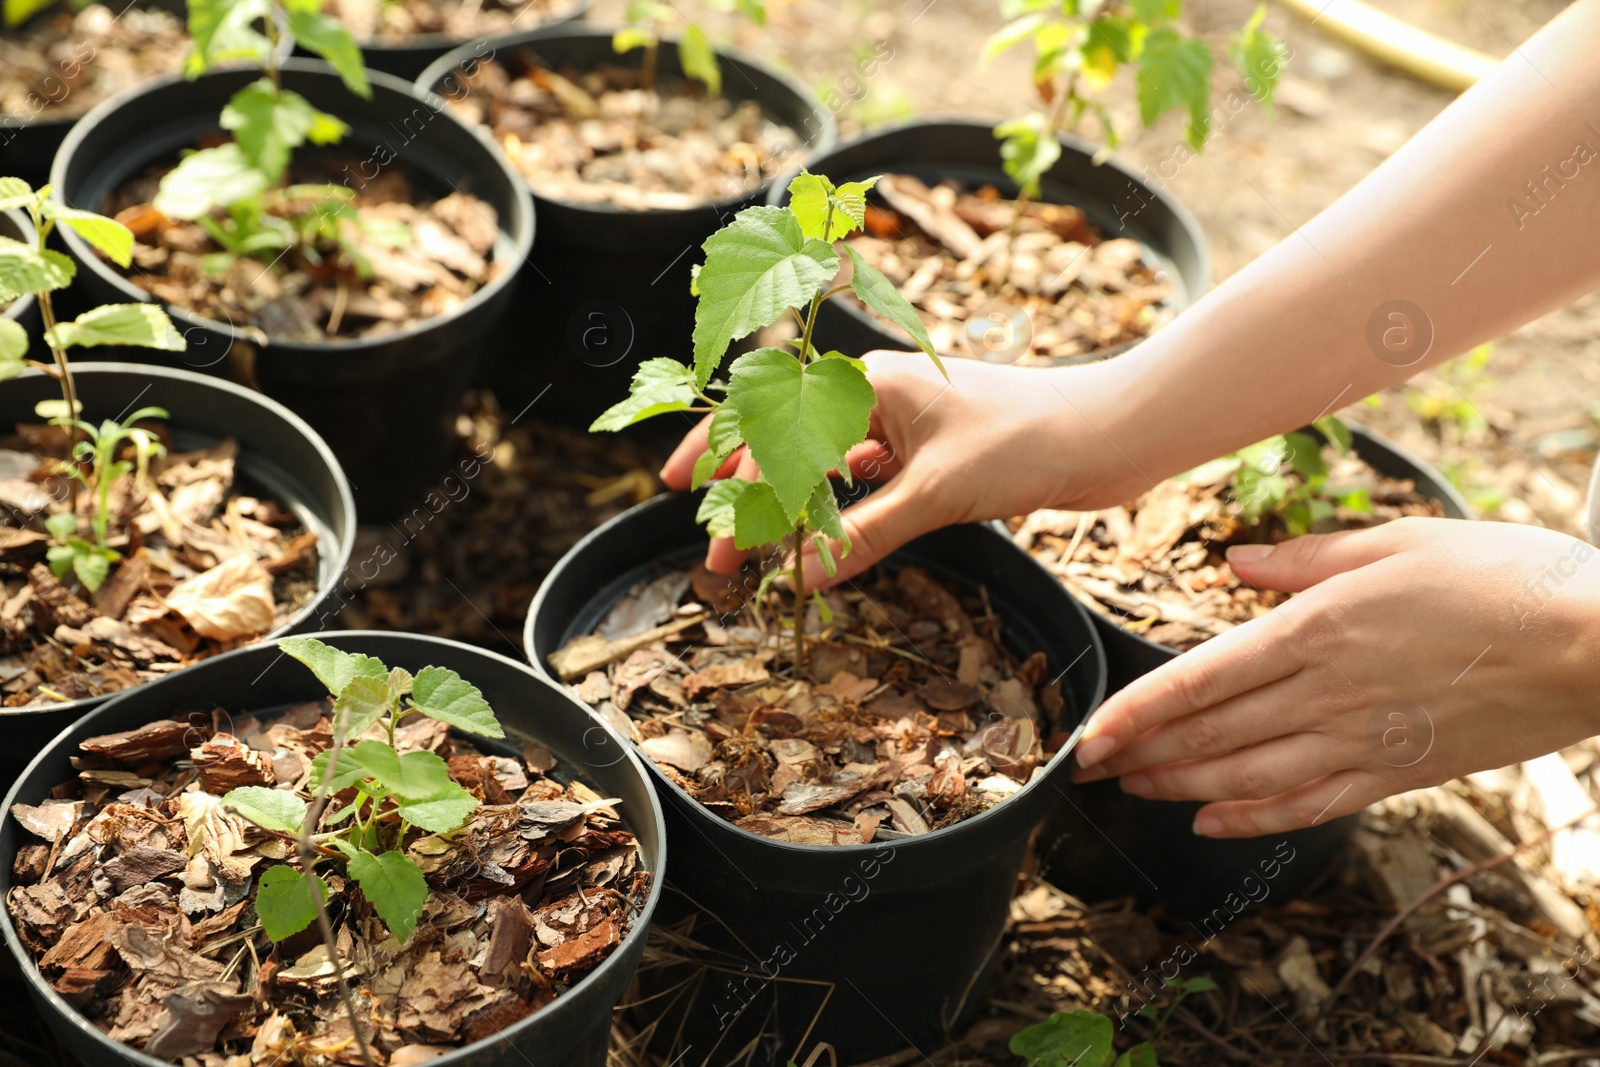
[1192,770,1387,838]
[703,451,763,574]
[796,477,928,590]
[1225,519,1416,593]
[1117,731,1358,803]
[660,413,713,490]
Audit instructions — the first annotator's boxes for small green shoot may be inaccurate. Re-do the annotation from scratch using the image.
[612,0,751,96]
[1010,978,1217,1067]
[220,637,505,944]
[1185,416,1368,539]
[41,406,167,592]
[589,170,943,672]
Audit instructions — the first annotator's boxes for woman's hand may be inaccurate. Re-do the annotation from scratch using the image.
[1073,516,1600,837]
[661,351,1137,585]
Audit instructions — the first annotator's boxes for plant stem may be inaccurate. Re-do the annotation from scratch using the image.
[33,289,78,514]
[643,35,659,94]
[263,15,282,94]
[791,522,806,674]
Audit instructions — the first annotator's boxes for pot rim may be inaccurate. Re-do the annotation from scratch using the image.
[765,115,1213,347]
[415,21,839,219]
[0,360,357,723]
[525,492,1109,857]
[0,629,667,1067]
[355,0,594,53]
[1,207,39,324]
[1070,421,1476,661]
[48,58,536,354]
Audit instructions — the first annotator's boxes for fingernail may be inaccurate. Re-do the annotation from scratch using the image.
[1076,735,1117,768]
[1227,544,1274,564]
[1193,813,1224,836]
[1120,772,1153,797]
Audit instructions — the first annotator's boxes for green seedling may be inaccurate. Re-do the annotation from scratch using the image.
[153,0,392,283]
[985,0,1286,203]
[1186,416,1371,539]
[0,174,185,527]
[590,170,945,671]
[221,636,506,944]
[43,406,167,592]
[612,0,765,96]
[1011,978,1217,1067]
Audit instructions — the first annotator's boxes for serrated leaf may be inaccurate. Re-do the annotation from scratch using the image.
[804,482,849,550]
[347,849,428,943]
[590,358,697,432]
[184,0,275,76]
[788,172,879,242]
[732,479,793,550]
[309,745,365,793]
[1009,1010,1116,1067]
[279,636,388,697]
[1138,28,1214,150]
[994,113,1062,200]
[44,512,75,541]
[726,348,875,523]
[691,403,743,489]
[255,865,326,941]
[845,245,942,375]
[0,237,74,301]
[692,206,838,388]
[45,304,186,352]
[40,202,132,267]
[223,81,347,184]
[411,665,504,738]
[349,741,454,800]
[696,477,749,539]
[153,144,271,220]
[678,23,721,95]
[1283,431,1326,479]
[222,786,308,834]
[73,545,115,592]
[0,178,30,214]
[1083,16,1149,90]
[281,0,370,97]
[0,318,26,363]
[1230,5,1285,109]
[395,783,478,833]
[332,673,391,738]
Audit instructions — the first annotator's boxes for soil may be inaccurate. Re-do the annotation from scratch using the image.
[848,175,1175,363]
[0,4,187,124]
[324,0,581,42]
[551,557,1070,845]
[445,60,804,210]
[5,696,648,1062]
[1009,437,1445,652]
[0,418,320,707]
[107,161,503,342]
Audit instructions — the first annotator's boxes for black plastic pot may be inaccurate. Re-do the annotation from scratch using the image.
[766,119,1211,363]
[50,59,535,520]
[0,630,665,1067]
[1,207,40,352]
[0,362,356,793]
[525,492,1106,1063]
[417,25,836,433]
[320,0,593,82]
[1035,425,1474,918]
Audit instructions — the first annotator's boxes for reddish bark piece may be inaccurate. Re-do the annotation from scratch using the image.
[682,657,770,698]
[536,916,619,976]
[480,896,533,987]
[101,847,188,893]
[918,679,982,711]
[637,729,714,773]
[776,778,872,816]
[94,550,150,621]
[28,562,92,630]
[895,567,974,638]
[80,719,191,765]
[459,993,534,1045]
[190,733,276,792]
[40,911,123,972]
[734,814,864,846]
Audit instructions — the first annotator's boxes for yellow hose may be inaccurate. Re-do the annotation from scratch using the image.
[1275,0,1501,93]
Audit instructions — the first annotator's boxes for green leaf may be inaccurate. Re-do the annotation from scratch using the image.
[40,203,134,268]
[1129,0,1180,23]
[44,512,76,541]
[692,206,838,388]
[281,0,371,98]
[804,482,848,550]
[0,237,74,301]
[732,479,793,550]
[678,23,721,95]
[332,673,391,738]
[1009,1010,1116,1067]
[691,403,744,490]
[222,786,309,834]
[254,864,326,942]
[1169,976,1218,994]
[1229,5,1285,109]
[612,25,657,52]
[278,636,388,697]
[411,665,504,738]
[1138,29,1214,150]
[590,358,698,432]
[308,746,366,793]
[696,477,749,540]
[1313,415,1352,454]
[1084,16,1149,89]
[1282,431,1326,479]
[223,81,348,184]
[726,349,876,523]
[395,783,478,833]
[184,0,274,76]
[153,144,271,220]
[994,113,1062,199]
[982,12,1047,61]
[788,172,879,241]
[845,245,942,375]
[0,318,26,364]
[45,304,186,352]
[0,177,32,212]
[348,741,454,800]
[73,545,116,592]
[1113,1044,1159,1067]
[4,0,57,28]
[347,849,428,943]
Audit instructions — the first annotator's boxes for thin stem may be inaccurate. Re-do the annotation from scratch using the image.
[790,524,806,674]
[798,292,822,366]
[29,205,80,512]
[263,14,282,94]
[643,35,659,95]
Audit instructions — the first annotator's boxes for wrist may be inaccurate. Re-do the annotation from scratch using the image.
[1034,359,1155,511]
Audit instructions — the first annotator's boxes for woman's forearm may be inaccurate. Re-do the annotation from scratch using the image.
[1059,0,1600,508]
